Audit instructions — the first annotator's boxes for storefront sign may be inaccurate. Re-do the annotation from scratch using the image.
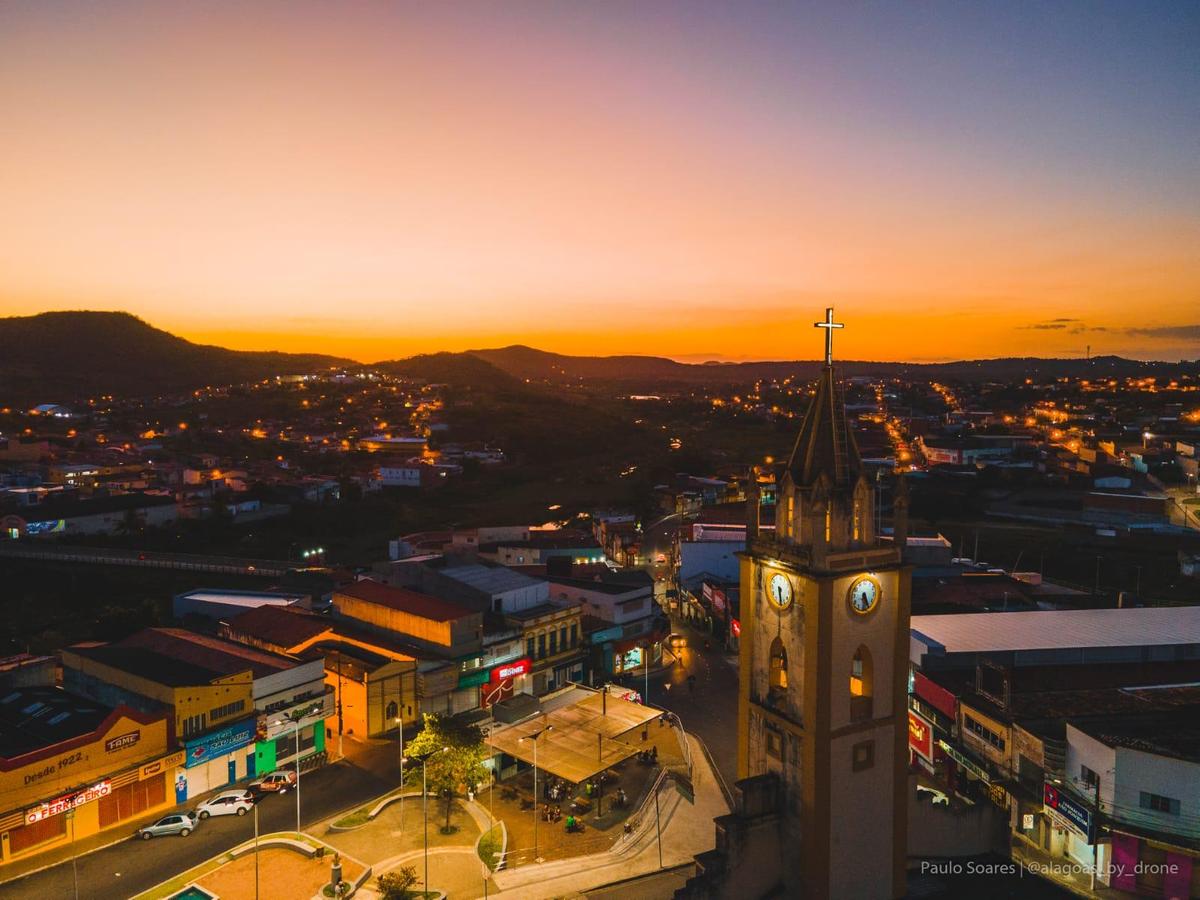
[490,658,530,683]
[140,750,185,780]
[105,731,140,753]
[458,669,490,689]
[25,780,111,824]
[183,718,256,768]
[915,672,957,721]
[1043,783,1093,841]
[908,710,933,762]
[703,583,726,613]
[937,739,989,784]
[730,619,741,638]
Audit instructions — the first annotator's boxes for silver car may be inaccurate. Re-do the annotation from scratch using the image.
[195,790,255,819]
[136,812,197,839]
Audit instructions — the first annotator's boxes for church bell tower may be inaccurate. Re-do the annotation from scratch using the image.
[736,308,910,899]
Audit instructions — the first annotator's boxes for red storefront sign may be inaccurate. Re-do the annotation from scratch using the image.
[914,672,957,721]
[908,710,933,762]
[730,619,741,638]
[25,780,111,825]
[703,583,726,613]
[490,657,530,684]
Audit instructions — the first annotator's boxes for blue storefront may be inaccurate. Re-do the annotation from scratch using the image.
[177,717,258,801]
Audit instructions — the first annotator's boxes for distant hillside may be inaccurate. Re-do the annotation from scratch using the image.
[375,351,522,390]
[464,344,1188,387]
[2,312,1193,405]
[0,311,352,404]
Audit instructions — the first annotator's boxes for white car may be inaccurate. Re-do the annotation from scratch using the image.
[195,790,255,819]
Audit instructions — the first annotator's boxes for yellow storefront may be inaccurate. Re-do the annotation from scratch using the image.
[0,707,179,865]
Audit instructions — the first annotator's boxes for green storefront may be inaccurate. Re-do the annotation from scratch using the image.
[254,719,327,775]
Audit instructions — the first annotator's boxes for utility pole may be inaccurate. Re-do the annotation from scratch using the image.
[1090,774,1101,891]
[336,652,344,760]
[69,809,79,900]
[644,645,651,708]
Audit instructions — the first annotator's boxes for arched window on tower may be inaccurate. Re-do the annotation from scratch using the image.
[852,495,862,542]
[784,493,794,539]
[768,637,788,705]
[850,645,873,722]
[824,507,832,543]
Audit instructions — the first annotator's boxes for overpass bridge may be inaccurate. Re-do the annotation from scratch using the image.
[0,541,295,577]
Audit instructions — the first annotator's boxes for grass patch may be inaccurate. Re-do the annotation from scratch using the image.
[477,826,503,871]
[332,806,371,828]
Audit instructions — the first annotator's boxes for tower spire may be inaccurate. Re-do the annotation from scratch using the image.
[786,307,860,490]
[814,307,844,367]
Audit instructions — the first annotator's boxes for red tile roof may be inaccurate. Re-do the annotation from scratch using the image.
[117,628,299,677]
[335,579,472,623]
[222,606,332,650]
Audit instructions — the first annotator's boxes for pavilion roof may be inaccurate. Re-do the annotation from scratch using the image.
[486,689,661,784]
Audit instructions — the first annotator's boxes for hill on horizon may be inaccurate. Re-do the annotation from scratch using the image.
[458,343,1183,387]
[1,311,1192,404]
[0,311,352,404]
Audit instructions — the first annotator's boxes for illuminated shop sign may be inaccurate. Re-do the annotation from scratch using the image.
[1043,783,1094,841]
[908,711,933,762]
[490,658,530,683]
[25,780,111,824]
[183,718,256,768]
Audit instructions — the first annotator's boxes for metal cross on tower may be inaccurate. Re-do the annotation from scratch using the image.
[814,307,844,366]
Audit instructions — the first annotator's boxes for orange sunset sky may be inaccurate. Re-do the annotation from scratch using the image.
[1,2,1197,363]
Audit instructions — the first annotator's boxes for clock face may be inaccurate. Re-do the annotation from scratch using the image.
[768,573,793,609]
[848,576,880,615]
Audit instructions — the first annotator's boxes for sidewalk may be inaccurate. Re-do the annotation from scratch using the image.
[0,770,291,887]
[485,731,728,900]
[1010,834,1128,899]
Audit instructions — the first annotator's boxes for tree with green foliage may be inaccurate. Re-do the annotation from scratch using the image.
[377,866,419,899]
[404,713,490,833]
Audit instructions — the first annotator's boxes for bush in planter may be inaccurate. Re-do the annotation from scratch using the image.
[378,866,419,899]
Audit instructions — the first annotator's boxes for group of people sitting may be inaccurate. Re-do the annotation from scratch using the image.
[636,746,659,764]
[542,804,564,823]
[544,778,568,802]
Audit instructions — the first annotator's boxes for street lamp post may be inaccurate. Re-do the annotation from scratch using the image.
[254,799,260,900]
[273,706,317,835]
[520,724,553,863]
[394,714,405,821]
[293,717,301,833]
[406,748,448,894]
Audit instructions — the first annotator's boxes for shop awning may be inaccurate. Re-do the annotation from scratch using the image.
[486,688,662,784]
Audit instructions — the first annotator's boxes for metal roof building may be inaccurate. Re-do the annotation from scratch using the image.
[910,607,1200,672]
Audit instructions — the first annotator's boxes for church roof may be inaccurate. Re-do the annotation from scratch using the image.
[785,364,862,490]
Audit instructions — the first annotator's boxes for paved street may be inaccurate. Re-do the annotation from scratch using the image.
[642,616,739,793]
[0,739,402,900]
[640,512,682,579]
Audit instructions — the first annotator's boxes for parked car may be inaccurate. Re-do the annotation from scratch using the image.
[136,812,197,840]
[250,770,297,794]
[195,790,256,819]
